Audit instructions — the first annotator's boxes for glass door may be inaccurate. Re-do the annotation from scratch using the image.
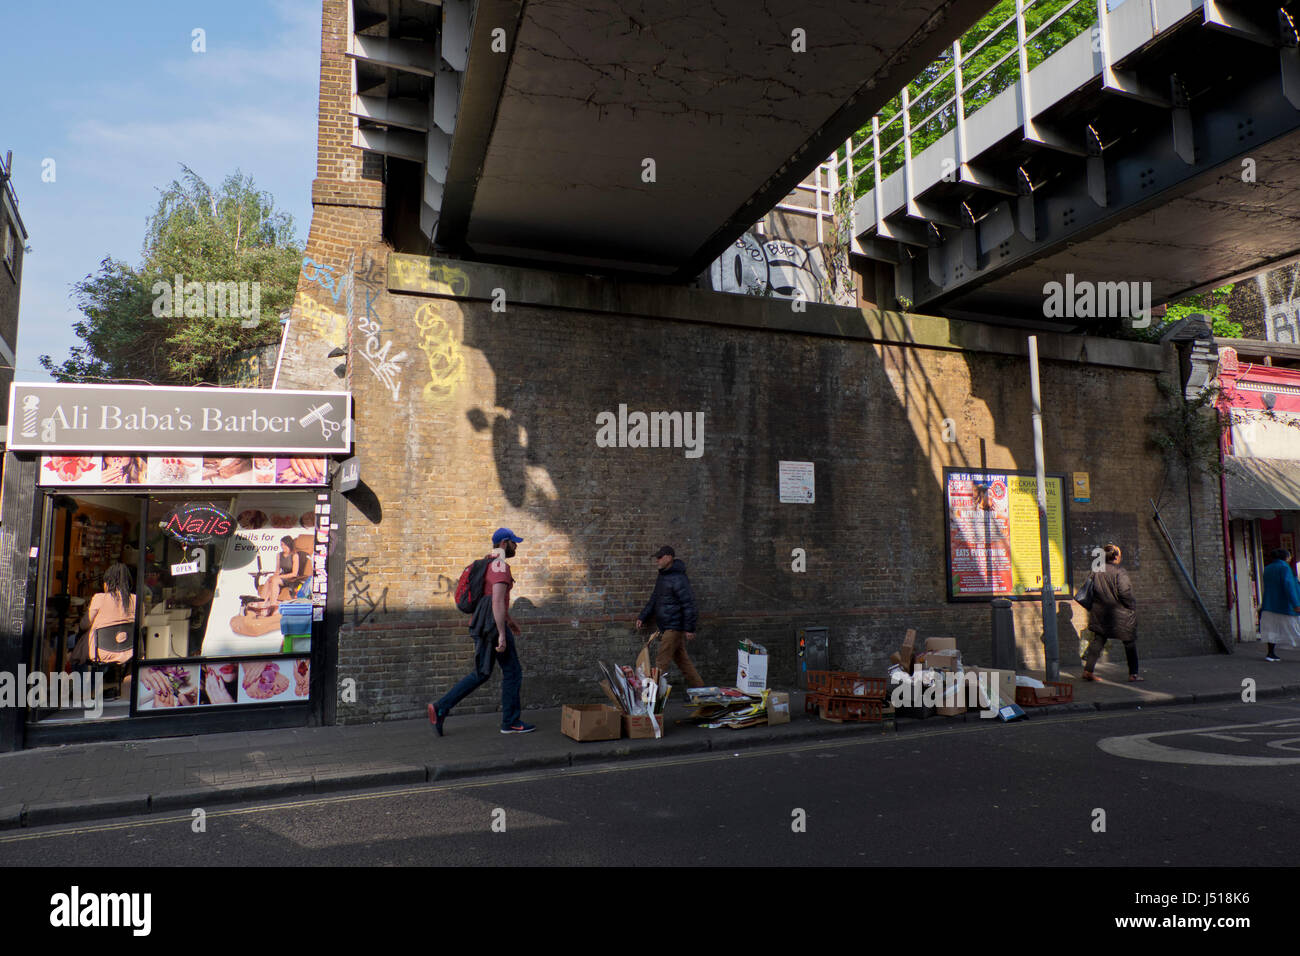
[27,493,144,723]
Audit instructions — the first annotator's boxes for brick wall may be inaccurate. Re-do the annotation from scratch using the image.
[1230,264,1300,342]
[278,251,1228,724]
[0,199,21,424]
[278,0,384,395]
[281,0,1229,725]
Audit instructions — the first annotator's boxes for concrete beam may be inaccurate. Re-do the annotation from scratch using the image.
[354,127,425,163]
[434,0,524,252]
[385,252,1167,372]
[351,95,429,132]
[348,34,437,77]
[1203,1,1275,46]
[441,0,471,71]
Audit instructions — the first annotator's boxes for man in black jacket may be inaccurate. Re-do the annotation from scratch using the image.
[636,546,704,688]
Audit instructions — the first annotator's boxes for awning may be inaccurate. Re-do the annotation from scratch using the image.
[1223,457,1300,519]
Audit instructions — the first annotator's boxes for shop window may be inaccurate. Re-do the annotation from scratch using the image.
[29,491,318,723]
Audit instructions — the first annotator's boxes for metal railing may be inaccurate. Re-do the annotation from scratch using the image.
[769,161,838,244]
[828,0,1100,225]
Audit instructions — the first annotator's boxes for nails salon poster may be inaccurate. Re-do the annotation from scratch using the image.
[199,493,318,658]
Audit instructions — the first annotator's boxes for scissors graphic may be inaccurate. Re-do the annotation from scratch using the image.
[299,403,343,441]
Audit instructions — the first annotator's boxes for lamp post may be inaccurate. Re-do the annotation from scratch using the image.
[1028,336,1059,681]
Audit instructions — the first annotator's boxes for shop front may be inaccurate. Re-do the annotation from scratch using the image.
[0,383,351,750]
[1216,346,1300,643]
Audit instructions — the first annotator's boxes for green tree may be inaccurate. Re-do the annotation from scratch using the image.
[1160,284,1241,338]
[1115,284,1241,343]
[41,166,302,385]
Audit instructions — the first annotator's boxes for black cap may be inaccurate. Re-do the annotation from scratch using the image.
[653,545,675,558]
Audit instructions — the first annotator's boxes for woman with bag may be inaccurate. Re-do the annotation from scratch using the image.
[1080,544,1141,682]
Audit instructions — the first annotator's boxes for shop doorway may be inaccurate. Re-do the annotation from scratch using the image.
[1231,513,1300,643]
[30,494,142,723]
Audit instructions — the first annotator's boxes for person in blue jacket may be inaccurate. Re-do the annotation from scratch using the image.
[1261,548,1300,662]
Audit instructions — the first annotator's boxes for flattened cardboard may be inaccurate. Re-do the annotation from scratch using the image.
[900,628,918,670]
[598,679,623,709]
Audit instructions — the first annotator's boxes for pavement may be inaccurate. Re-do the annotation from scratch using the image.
[2,648,1298,831]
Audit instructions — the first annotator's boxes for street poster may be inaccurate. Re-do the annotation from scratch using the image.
[945,469,1069,600]
[779,460,815,503]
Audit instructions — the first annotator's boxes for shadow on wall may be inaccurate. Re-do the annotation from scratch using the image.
[447,296,1056,690]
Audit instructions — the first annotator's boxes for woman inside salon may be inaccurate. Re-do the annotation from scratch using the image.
[68,562,137,668]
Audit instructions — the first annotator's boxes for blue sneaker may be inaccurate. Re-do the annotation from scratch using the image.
[429,703,445,736]
[500,721,535,734]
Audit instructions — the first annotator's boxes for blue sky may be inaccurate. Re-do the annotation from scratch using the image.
[0,0,321,380]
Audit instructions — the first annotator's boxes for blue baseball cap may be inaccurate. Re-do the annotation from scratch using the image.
[492,527,523,546]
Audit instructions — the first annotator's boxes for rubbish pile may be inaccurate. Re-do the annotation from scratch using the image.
[803,671,888,722]
[683,686,789,729]
[886,628,1034,718]
[592,641,671,739]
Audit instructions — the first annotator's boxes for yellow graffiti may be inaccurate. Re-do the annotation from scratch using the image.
[390,254,471,297]
[296,295,346,342]
[413,303,465,402]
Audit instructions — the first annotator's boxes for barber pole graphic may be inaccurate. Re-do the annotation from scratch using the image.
[20,395,38,438]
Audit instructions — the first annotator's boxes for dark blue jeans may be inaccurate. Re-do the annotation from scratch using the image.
[436,630,522,729]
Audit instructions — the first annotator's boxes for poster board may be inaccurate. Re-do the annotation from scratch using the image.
[944,468,1070,602]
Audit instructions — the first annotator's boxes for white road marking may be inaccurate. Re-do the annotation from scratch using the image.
[1099,717,1300,765]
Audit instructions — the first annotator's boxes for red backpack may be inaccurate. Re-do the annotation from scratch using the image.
[454,557,490,614]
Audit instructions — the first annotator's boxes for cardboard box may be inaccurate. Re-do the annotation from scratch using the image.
[924,649,962,670]
[925,637,957,652]
[622,713,667,739]
[900,629,918,669]
[936,677,966,716]
[562,704,622,742]
[970,667,1016,712]
[737,640,768,694]
[767,692,790,725]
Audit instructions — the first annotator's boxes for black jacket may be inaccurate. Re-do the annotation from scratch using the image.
[1087,563,1137,642]
[640,559,698,632]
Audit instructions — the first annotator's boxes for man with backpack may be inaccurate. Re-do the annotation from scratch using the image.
[429,527,535,736]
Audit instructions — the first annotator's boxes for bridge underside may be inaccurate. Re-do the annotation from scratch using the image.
[433,0,993,280]
[865,2,1300,325]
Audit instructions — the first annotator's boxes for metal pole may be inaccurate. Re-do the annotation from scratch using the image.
[271,317,291,390]
[1151,499,1233,654]
[1028,336,1059,680]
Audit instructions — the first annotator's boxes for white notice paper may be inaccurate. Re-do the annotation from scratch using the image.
[778,460,815,503]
